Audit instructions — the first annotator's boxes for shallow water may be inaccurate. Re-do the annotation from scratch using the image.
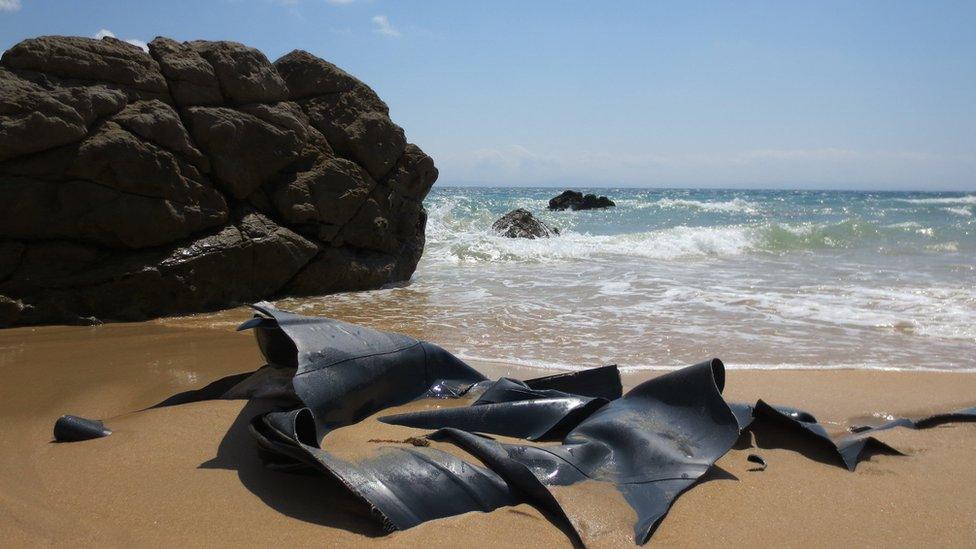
[180,187,975,372]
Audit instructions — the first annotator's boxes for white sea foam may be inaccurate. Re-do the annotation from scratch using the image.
[597,281,633,296]
[416,265,976,374]
[926,241,959,252]
[945,206,973,217]
[645,197,760,213]
[897,195,976,205]
[426,224,759,263]
[455,353,976,373]
[680,284,976,341]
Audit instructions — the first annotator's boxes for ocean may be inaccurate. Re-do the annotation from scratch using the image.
[277,187,976,372]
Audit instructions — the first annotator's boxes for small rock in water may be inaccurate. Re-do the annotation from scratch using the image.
[492,208,559,239]
[548,190,616,211]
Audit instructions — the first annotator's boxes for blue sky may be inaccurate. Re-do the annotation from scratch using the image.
[1,0,974,190]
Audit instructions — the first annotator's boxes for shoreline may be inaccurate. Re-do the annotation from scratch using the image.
[14,301,971,375]
[461,354,976,375]
[1,314,975,546]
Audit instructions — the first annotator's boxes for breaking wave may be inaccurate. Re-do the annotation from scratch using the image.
[424,195,961,263]
[945,206,973,217]
[426,223,756,263]
[897,195,976,205]
[630,197,760,213]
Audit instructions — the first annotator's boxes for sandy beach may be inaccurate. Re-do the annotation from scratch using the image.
[1,311,974,547]
[2,4,975,547]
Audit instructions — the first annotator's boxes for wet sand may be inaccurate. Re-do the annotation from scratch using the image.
[1,312,975,547]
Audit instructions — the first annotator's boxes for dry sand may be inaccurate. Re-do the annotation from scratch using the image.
[1,313,974,547]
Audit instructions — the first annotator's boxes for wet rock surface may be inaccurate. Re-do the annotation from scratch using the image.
[492,208,559,239]
[548,189,616,211]
[0,35,438,326]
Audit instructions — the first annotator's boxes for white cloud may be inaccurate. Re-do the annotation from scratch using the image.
[92,28,149,52]
[0,0,21,13]
[372,14,400,37]
[326,0,357,4]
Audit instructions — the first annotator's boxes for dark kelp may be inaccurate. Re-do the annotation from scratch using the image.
[750,399,904,471]
[429,359,741,544]
[379,376,613,441]
[54,303,976,545]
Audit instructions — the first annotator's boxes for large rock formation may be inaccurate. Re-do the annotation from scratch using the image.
[0,36,438,326]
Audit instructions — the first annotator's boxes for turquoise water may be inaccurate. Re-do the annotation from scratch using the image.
[284,187,976,372]
[426,188,974,258]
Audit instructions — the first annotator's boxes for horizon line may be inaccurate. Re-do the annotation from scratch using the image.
[434,182,976,193]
